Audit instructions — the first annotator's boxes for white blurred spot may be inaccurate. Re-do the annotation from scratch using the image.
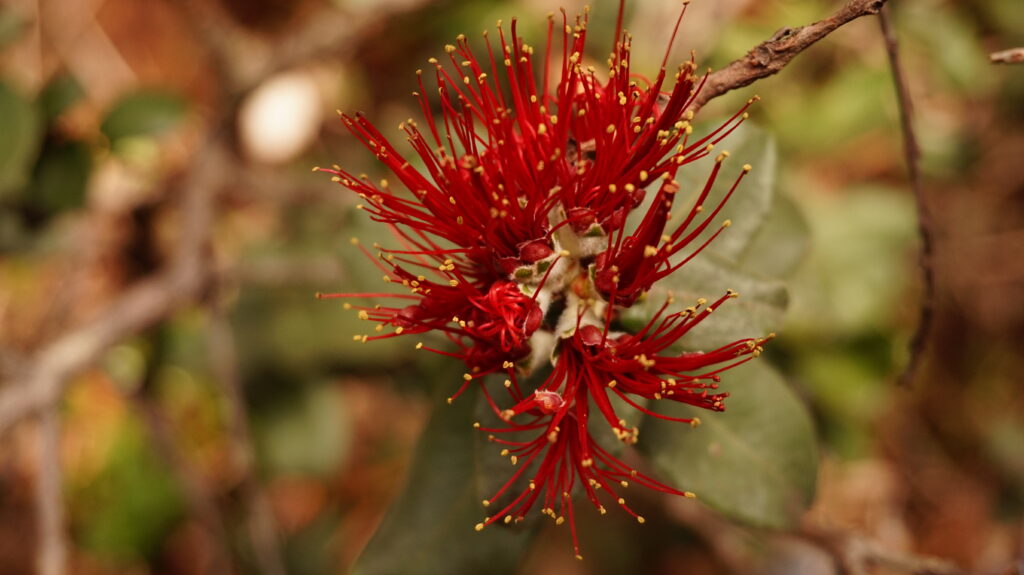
[239,69,324,165]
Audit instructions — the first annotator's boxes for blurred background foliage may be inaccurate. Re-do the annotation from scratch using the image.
[1,0,1022,573]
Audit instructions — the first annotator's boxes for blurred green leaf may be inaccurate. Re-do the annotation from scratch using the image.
[0,8,27,48]
[233,284,414,372]
[283,510,343,575]
[767,66,893,153]
[0,81,42,200]
[101,90,187,144]
[39,73,85,122]
[904,1,993,95]
[797,347,886,458]
[677,123,778,261]
[0,209,25,250]
[29,139,91,213]
[74,418,184,563]
[735,189,810,279]
[639,360,817,529]
[254,383,351,476]
[785,186,916,337]
[353,386,535,575]
[620,252,787,351]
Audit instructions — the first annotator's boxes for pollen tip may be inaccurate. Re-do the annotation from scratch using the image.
[446,397,454,405]
[312,166,320,172]
[722,219,732,228]
[474,523,485,532]
[637,516,646,524]
[473,422,481,428]
[314,292,322,299]
[743,164,753,172]
[350,237,359,245]
[416,342,424,349]
[575,555,584,561]
[482,499,490,507]
[684,491,697,498]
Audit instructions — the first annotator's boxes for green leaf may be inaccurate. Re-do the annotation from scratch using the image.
[0,81,42,200]
[638,360,818,529]
[0,8,27,49]
[620,252,787,351]
[735,189,810,279]
[676,123,778,262]
[353,385,535,575]
[73,417,184,562]
[29,139,92,213]
[101,90,187,144]
[784,187,916,337]
[39,73,85,122]
[254,383,351,477]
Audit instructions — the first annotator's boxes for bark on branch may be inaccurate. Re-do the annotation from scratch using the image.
[692,0,889,110]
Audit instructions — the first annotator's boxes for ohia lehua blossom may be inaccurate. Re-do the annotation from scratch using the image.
[317,1,773,558]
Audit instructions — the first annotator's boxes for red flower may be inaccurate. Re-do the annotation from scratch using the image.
[473,292,773,557]
[319,1,772,557]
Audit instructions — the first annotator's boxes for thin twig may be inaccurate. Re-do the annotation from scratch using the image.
[0,0,440,441]
[208,307,287,575]
[990,48,1024,64]
[691,0,888,111]
[878,5,934,387]
[804,526,969,575]
[131,391,233,575]
[35,408,66,575]
[0,139,225,437]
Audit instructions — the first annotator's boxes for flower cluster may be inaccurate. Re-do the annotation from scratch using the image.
[318,3,772,559]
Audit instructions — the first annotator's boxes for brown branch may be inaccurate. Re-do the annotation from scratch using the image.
[804,526,970,575]
[990,47,1024,64]
[669,499,970,575]
[692,0,888,110]
[131,390,234,575]
[207,306,287,575]
[0,0,443,440]
[878,6,934,387]
[35,409,66,575]
[0,140,225,437]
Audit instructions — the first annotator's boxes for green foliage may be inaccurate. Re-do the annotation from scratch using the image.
[101,90,188,147]
[640,361,818,529]
[253,383,351,477]
[28,139,92,214]
[0,8,26,49]
[619,253,788,351]
[0,81,42,200]
[785,186,917,337]
[39,73,85,122]
[352,379,535,575]
[677,124,779,261]
[73,418,185,563]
